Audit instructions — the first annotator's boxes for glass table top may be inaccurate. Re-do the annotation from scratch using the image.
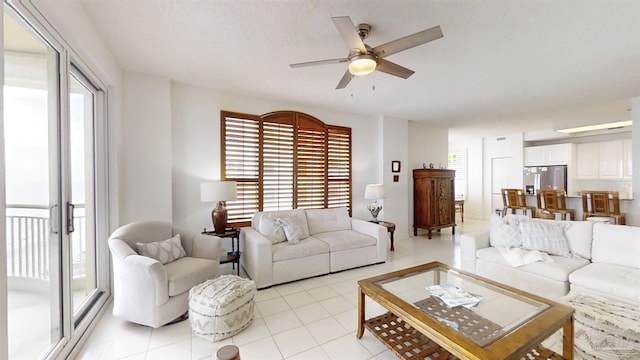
[374,265,550,347]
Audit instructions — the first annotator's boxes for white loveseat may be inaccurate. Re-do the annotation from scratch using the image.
[461,215,640,304]
[240,207,387,289]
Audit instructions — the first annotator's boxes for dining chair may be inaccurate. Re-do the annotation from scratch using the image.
[536,189,576,220]
[501,188,536,217]
[581,191,626,225]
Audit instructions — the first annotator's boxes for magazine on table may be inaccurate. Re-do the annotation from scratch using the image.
[426,283,483,308]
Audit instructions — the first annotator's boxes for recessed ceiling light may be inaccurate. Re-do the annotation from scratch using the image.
[556,120,632,134]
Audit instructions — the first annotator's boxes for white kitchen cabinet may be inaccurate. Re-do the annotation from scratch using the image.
[624,139,632,179]
[545,144,571,165]
[577,143,599,179]
[524,147,544,166]
[577,140,628,179]
[524,144,571,166]
[598,141,624,179]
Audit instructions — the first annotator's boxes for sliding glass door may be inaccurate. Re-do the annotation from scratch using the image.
[4,3,109,359]
[68,68,101,324]
[4,8,63,359]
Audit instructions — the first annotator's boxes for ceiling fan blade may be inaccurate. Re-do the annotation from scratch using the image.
[331,16,367,53]
[290,58,349,68]
[376,59,415,79]
[336,69,353,89]
[373,25,443,58]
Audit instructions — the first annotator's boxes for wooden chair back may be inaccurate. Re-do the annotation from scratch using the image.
[501,188,535,216]
[502,188,526,207]
[581,191,626,224]
[536,189,575,220]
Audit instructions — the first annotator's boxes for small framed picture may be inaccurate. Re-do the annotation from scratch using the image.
[391,160,401,173]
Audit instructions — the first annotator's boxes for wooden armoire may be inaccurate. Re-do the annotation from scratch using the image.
[413,169,456,239]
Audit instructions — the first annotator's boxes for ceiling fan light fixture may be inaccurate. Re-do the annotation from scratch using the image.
[348,54,376,76]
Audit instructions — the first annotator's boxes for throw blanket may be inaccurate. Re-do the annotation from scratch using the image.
[496,246,553,267]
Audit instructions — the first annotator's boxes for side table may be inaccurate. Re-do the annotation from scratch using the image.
[369,220,396,251]
[455,199,464,222]
[202,228,240,276]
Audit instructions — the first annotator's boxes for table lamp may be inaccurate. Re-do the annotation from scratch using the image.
[364,184,385,222]
[200,180,238,234]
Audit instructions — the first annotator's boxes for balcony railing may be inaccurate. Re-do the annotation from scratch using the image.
[6,204,86,280]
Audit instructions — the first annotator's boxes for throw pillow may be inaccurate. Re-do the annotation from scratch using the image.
[489,214,522,248]
[519,221,572,257]
[276,217,308,244]
[136,234,187,264]
[258,215,287,244]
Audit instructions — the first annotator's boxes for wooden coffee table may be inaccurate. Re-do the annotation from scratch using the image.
[357,262,574,359]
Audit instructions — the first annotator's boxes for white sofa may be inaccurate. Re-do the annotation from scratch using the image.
[240,207,387,289]
[461,215,640,304]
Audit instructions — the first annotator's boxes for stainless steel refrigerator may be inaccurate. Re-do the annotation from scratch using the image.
[523,165,567,195]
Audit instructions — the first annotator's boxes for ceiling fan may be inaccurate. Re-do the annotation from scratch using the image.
[289,16,443,89]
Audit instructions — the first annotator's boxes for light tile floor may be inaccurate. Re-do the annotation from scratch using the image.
[73,219,491,360]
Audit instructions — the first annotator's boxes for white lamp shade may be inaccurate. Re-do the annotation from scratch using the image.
[364,184,385,200]
[348,55,377,76]
[200,181,238,202]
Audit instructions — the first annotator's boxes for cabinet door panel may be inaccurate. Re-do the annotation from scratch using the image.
[577,143,599,179]
[524,147,544,166]
[545,144,570,165]
[624,139,632,179]
[598,141,623,179]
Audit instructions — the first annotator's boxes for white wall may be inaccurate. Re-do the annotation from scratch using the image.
[483,133,525,218]
[169,81,389,232]
[121,72,173,223]
[0,11,6,359]
[449,138,484,220]
[381,116,409,237]
[407,121,448,233]
[632,96,640,225]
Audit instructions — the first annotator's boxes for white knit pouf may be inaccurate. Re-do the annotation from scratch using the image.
[188,275,256,341]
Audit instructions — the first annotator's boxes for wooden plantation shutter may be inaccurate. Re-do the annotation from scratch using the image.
[295,114,327,209]
[221,110,351,226]
[221,112,260,224]
[262,113,294,211]
[327,126,352,209]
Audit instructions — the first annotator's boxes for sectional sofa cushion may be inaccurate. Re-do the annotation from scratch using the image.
[252,209,310,239]
[488,215,593,260]
[561,220,593,260]
[570,263,640,303]
[271,236,329,262]
[592,223,640,268]
[476,247,589,282]
[313,230,376,251]
[305,207,351,235]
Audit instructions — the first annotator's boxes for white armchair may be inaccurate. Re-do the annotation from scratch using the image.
[108,221,222,328]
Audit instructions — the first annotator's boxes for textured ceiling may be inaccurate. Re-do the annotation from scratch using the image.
[77,0,640,129]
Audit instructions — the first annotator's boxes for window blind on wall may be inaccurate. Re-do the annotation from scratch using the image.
[448,149,467,199]
[221,110,352,226]
[327,126,351,209]
[262,119,294,212]
[296,119,327,209]
[222,114,260,224]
